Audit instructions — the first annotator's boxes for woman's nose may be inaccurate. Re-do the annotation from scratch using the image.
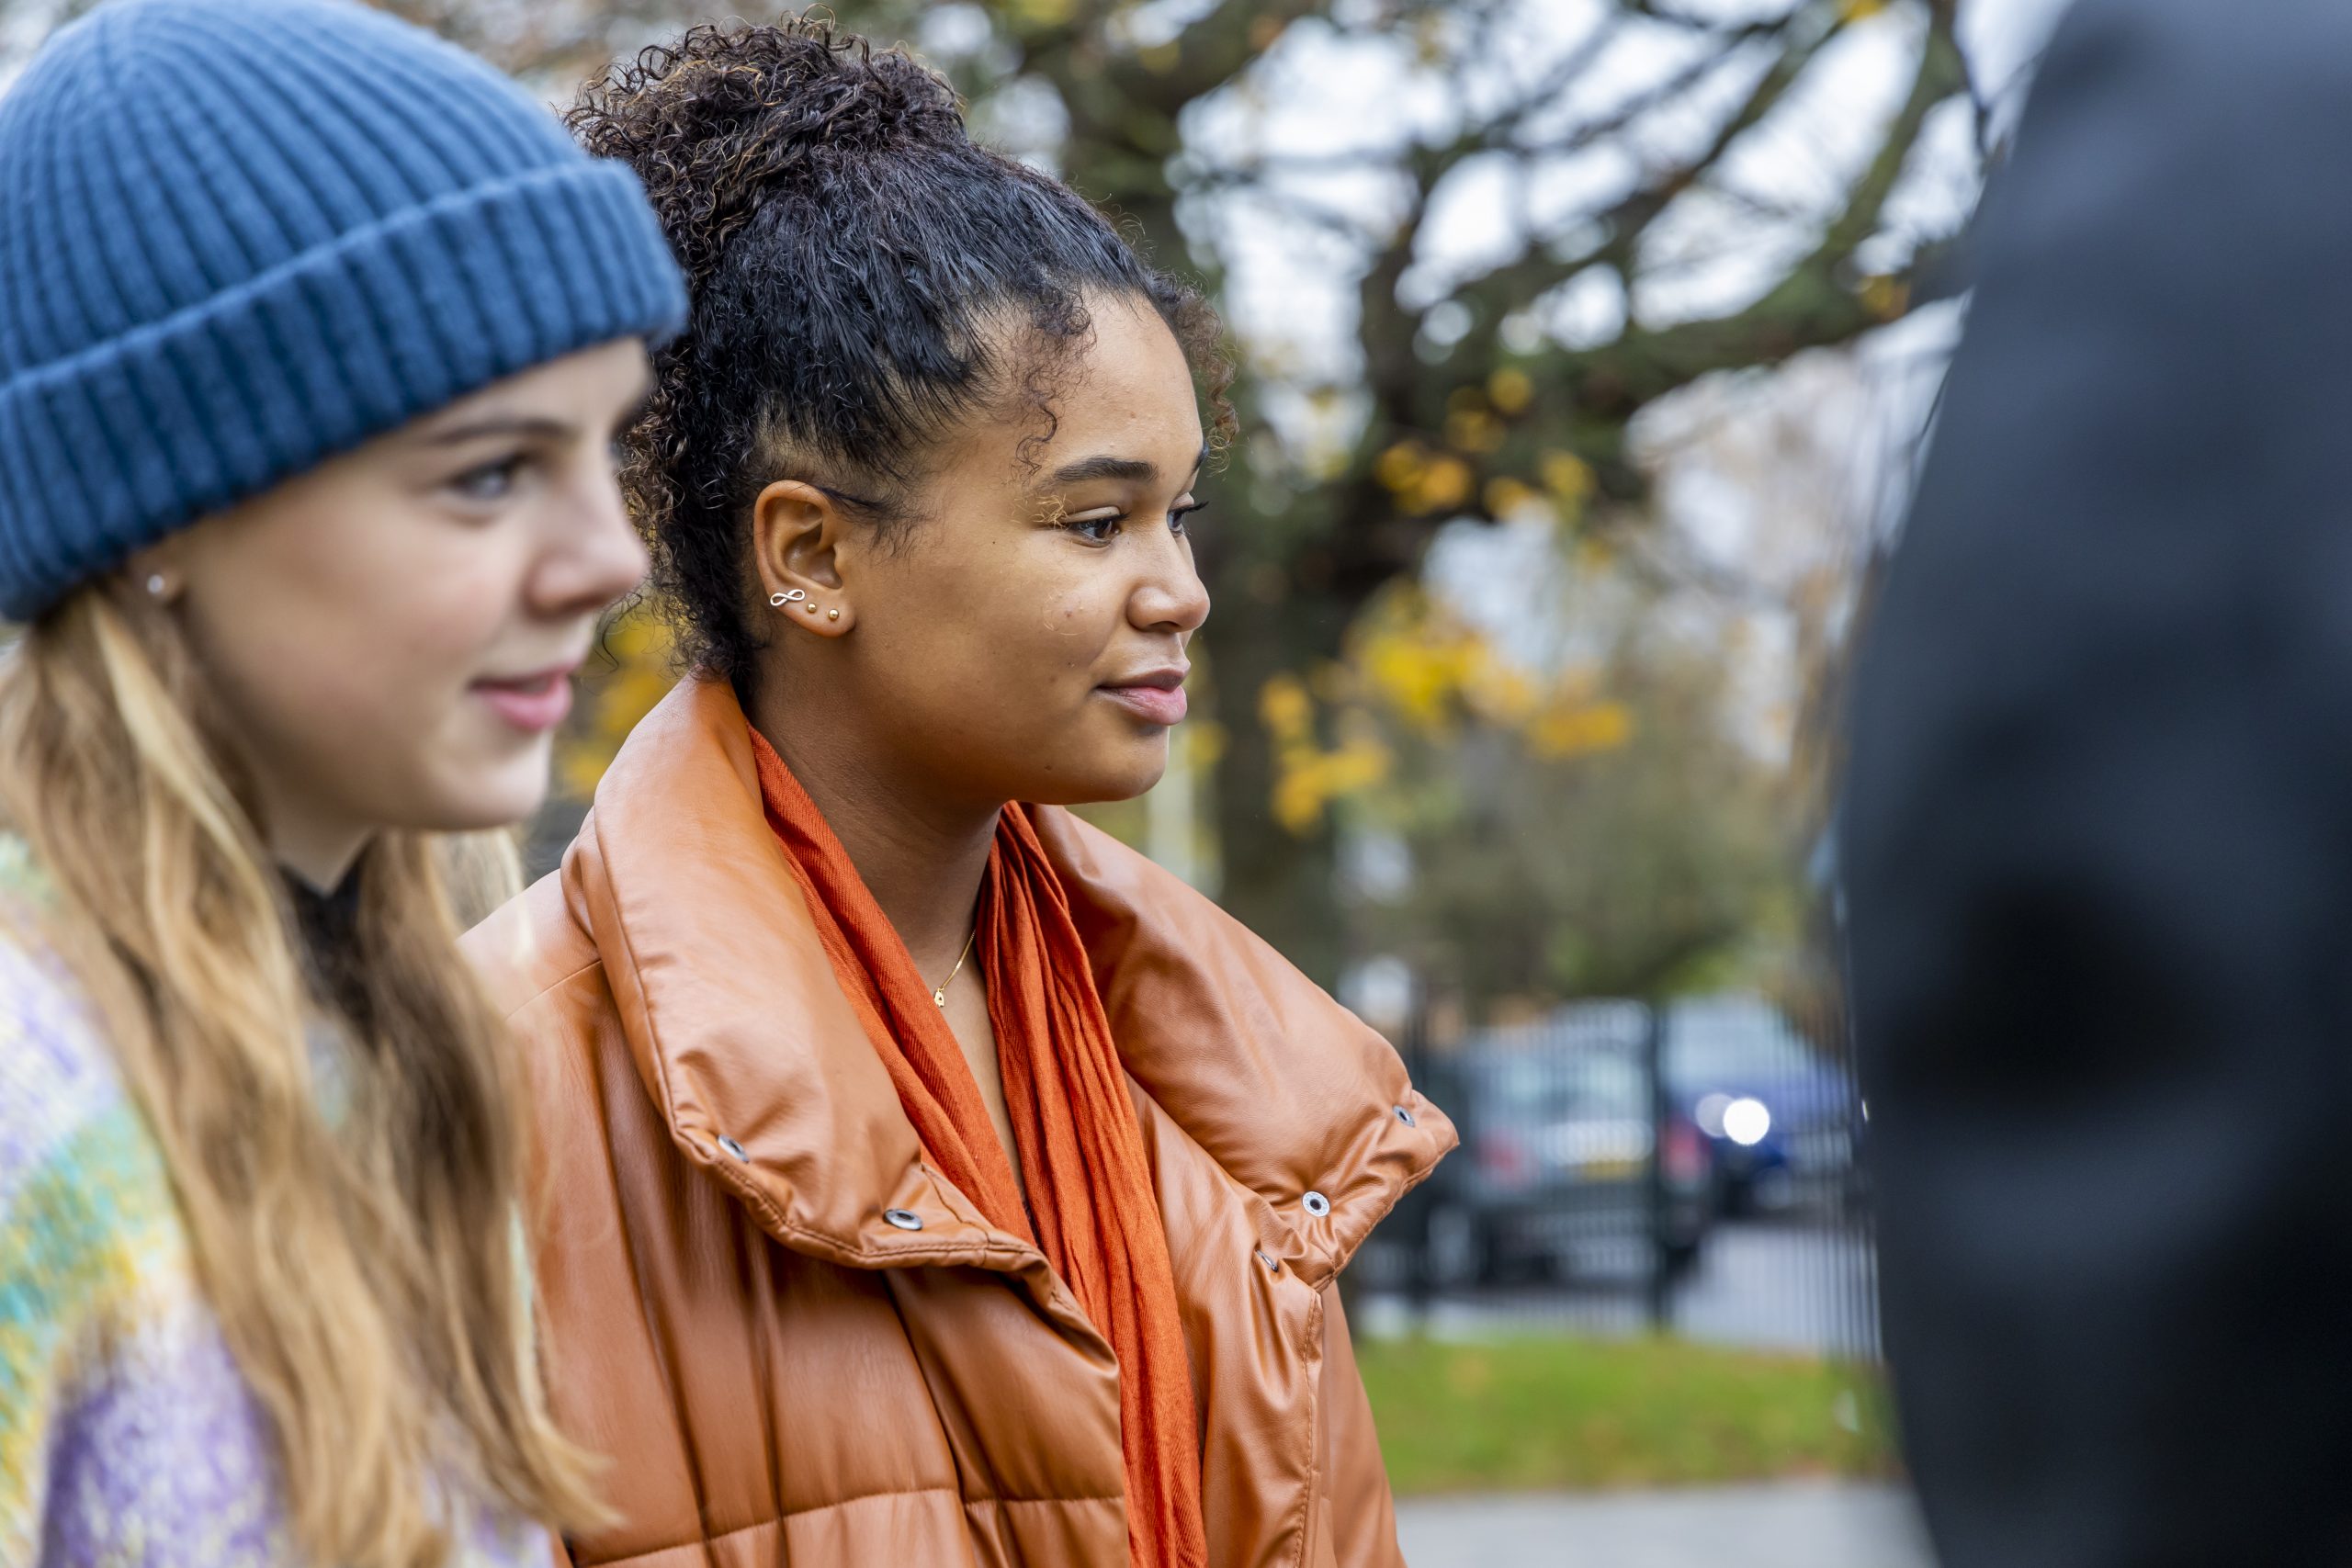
[536,469,650,617]
[1133,536,1211,635]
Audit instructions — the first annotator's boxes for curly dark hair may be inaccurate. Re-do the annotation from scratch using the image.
[570,18,1235,684]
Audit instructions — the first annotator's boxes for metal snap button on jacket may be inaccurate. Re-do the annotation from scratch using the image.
[717,1134,749,1161]
[884,1208,924,1231]
[1301,1190,1331,1218]
[1395,1105,1416,1126]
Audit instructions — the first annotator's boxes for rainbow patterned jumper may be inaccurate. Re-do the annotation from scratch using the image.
[0,838,552,1567]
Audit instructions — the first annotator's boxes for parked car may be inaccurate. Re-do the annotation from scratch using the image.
[1662,996,1857,1216]
[1414,1032,1713,1288]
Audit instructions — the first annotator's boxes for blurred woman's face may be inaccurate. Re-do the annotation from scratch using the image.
[135,340,652,882]
[753,296,1211,809]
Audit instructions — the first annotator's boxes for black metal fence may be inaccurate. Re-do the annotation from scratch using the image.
[1365,994,1878,1362]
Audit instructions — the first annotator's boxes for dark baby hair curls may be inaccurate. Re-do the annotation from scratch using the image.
[570,17,1234,683]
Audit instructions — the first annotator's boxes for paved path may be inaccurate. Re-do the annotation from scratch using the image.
[1394,1482,1935,1568]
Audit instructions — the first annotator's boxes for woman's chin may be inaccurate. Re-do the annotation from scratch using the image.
[402,747,553,835]
[1013,746,1170,808]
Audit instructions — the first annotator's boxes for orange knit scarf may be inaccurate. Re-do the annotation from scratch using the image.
[751,730,1208,1568]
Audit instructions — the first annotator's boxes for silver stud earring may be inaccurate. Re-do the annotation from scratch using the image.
[144,573,167,598]
[768,588,807,608]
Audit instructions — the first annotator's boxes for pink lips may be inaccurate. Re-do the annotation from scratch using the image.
[1100,667,1189,727]
[472,664,578,733]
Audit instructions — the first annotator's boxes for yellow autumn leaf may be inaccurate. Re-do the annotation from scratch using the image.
[1375,441,1426,493]
[1471,667,1540,726]
[1542,450,1593,505]
[560,748,610,802]
[1325,737,1393,795]
[1269,738,1393,836]
[1258,671,1313,742]
[1487,367,1534,413]
[1530,700,1634,759]
[1363,634,1453,729]
[1272,767,1327,836]
[1484,476,1540,518]
[554,610,677,798]
[1444,407,1505,455]
[1413,455,1475,513]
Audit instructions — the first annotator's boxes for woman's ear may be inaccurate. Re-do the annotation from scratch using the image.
[122,536,189,604]
[752,479,855,637]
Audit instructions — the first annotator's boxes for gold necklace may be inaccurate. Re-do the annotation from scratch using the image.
[931,925,979,1008]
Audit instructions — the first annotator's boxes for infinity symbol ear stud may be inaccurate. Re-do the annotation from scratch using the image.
[768,589,807,608]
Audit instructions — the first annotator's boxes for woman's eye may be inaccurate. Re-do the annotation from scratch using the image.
[1170,501,1205,536]
[1065,511,1124,543]
[448,455,527,504]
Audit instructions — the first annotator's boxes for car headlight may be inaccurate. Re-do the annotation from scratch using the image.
[1723,1097,1771,1147]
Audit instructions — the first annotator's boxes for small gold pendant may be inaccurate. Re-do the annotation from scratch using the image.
[929,925,977,1010]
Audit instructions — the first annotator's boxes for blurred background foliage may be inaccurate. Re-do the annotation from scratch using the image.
[1,0,1978,1027]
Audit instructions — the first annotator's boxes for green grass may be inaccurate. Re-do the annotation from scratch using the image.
[1357,1333,1897,1495]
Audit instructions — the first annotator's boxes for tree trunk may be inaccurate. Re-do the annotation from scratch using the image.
[1203,570,1351,987]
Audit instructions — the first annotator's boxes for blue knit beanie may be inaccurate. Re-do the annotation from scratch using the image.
[0,0,688,620]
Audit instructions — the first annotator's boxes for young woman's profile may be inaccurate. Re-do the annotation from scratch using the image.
[468,20,1453,1567]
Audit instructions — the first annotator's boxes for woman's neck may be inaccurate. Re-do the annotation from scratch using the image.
[748,684,999,978]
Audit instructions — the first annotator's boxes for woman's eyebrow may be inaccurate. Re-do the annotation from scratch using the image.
[1049,443,1211,487]
[418,414,578,447]
[1051,455,1158,485]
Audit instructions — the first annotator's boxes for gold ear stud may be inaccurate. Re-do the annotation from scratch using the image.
[828,608,841,621]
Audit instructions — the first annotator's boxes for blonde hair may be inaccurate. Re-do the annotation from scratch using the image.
[438,829,528,931]
[0,583,604,1565]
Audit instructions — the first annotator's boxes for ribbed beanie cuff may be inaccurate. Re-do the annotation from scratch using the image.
[0,158,682,619]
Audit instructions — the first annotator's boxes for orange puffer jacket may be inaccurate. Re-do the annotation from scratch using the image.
[464,676,1455,1567]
